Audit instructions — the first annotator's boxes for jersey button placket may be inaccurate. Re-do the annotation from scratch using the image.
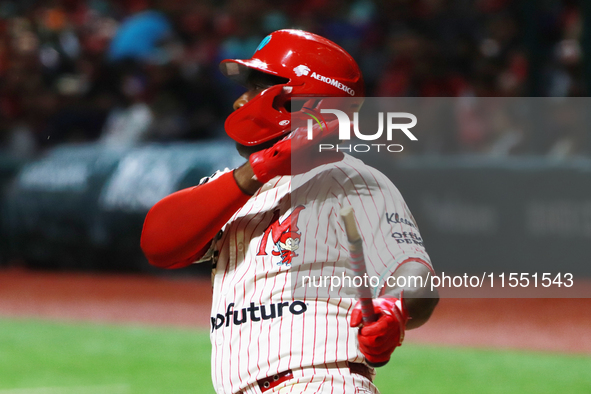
[236,225,245,259]
[223,230,237,298]
[228,228,237,266]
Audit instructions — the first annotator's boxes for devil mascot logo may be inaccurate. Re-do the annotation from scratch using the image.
[257,206,305,267]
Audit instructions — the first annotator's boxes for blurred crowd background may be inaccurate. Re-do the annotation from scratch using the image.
[1,0,591,274]
[1,0,590,158]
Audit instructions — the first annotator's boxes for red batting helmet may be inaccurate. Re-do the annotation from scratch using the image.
[220,29,365,146]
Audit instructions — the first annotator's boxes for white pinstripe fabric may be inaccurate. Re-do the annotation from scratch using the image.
[206,155,431,394]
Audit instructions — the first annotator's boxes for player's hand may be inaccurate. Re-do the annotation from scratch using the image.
[350,297,408,366]
[249,119,343,184]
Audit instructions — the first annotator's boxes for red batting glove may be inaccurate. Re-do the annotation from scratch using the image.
[249,119,343,184]
[350,297,408,366]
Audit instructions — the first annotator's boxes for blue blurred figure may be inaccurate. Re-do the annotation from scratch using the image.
[108,10,173,62]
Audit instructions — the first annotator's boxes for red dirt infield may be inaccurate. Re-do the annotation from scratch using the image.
[0,268,590,354]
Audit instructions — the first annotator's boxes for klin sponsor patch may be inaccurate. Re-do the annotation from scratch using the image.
[386,212,417,229]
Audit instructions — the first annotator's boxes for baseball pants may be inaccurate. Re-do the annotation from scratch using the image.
[239,362,380,394]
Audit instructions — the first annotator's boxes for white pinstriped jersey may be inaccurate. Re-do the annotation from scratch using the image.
[202,154,432,394]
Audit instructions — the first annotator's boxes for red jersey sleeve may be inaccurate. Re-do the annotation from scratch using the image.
[140,171,251,269]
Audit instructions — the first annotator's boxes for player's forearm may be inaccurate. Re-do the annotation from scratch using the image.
[141,170,253,268]
[400,291,439,329]
[382,261,439,329]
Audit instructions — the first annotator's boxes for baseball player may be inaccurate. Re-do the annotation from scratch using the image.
[141,29,438,394]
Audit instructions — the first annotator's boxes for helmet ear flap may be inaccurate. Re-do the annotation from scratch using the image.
[225,85,294,146]
[272,86,294,113]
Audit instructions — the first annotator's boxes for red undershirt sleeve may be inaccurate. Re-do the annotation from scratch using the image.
[140,171,252,269]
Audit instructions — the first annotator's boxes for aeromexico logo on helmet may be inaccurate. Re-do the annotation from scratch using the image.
[293,64,355,96]
[211,301,308,331]
[293,65,310,76]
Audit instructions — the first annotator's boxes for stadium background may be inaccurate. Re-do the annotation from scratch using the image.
[0,0,590,393]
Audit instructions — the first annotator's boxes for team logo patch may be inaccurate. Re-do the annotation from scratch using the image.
[293,64,310,76]
[257,206,305,267]
[255,35,272,52]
